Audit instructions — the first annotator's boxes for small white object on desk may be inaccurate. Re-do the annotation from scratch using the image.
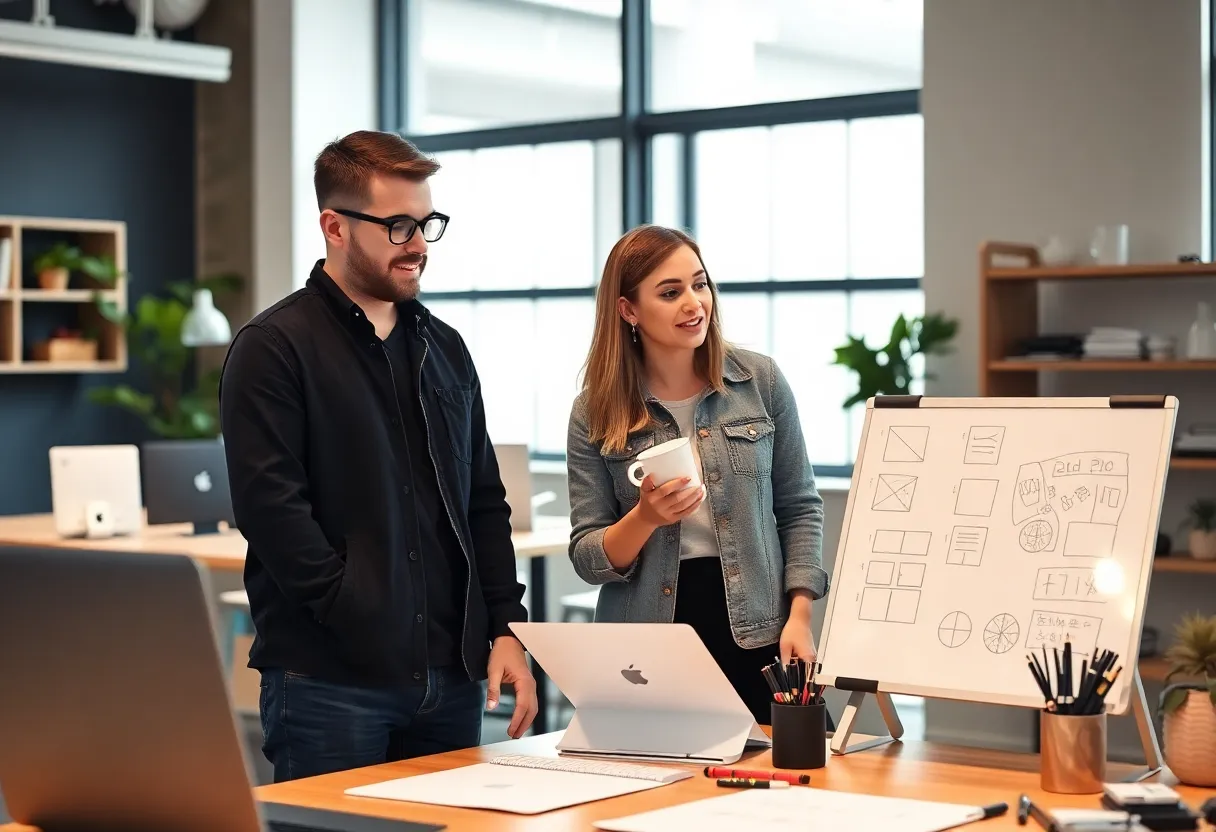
[344,754,692,815]
[1049,808,1148,832]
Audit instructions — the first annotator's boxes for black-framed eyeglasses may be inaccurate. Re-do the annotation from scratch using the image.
[335,208,450,245]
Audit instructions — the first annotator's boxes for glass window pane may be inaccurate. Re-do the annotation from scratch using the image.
[650,133,683,231]
[467,300,537,447]
[424,140,618,293]
[410,0,622,134]
[719,293,770,354]
[695,127,771,282]
[770,121,848,280]
[771,292,851,467]
[650,0,922,112]
[845,289,925,459]
[848,114,924,278]
[534,298,597,453]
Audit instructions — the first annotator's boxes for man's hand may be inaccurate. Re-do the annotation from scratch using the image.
[779,591,818,666]
[486,635,538,739]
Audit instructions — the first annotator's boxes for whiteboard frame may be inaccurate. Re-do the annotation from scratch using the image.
[816,396,1178,716]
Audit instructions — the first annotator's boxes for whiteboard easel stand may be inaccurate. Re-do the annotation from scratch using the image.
[828,688,904,755]
[1108,667,1163,781]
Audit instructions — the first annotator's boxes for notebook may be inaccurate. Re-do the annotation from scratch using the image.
[345,754,693,815]
[595,787,1002,832]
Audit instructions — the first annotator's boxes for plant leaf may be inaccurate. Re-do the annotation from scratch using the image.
[1162,685,1190,714]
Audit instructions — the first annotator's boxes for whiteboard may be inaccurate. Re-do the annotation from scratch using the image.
[816,396,1177,715]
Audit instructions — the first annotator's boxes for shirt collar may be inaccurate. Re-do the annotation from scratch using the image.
[643,351,752,402]
[307,259,430,334]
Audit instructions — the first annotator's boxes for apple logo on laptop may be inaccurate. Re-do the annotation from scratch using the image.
[621,664,648,685]
[193,470,213,493]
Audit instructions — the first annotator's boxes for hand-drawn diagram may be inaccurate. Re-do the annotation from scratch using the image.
[1034,566,1105,603]
[964,426,1006,465]
[954,478,998,517]
[897,562,926,588]
[884,426,929,463]
[1026,609,1103,657]
[983,613,1020,654]
[938,611,972,648]
[1012,452,1127,556]
[873,473,918,512]
[873,529,932,555]
[866,561,895,585]
[947,525,988,566]
[1019,519,1054,553]
[1063,522,1117,558]
[859,587,920,624]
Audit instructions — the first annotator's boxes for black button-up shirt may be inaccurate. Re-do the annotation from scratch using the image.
[219,261,527,689]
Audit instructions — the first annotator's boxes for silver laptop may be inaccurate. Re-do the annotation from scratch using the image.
[0,545,442,832]
[509,622,771,764]
[49,444,144,538]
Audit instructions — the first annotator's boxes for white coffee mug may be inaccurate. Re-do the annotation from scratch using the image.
[627,437,702,490]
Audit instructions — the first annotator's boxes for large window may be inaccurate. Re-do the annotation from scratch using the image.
[381,0,923,475]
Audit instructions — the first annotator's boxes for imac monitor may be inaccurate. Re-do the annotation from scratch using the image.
[49,444,143,538]
[494,443,533,532]
[142,438,236,535]
[0,545,443,832]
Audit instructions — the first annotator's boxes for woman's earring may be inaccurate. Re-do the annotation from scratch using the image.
[631,323,638,343]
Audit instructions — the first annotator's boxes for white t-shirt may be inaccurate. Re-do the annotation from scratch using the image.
[658,391,720,561]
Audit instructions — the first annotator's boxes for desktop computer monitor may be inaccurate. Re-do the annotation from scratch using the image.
[494,443,533,532]
[49,444,144,538]
[141,438,236,535]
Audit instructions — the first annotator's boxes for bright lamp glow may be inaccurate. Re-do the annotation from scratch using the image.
[181,289,232,348]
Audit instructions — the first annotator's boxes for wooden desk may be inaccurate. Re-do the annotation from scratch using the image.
[0,512,574,732]
[9,734,1208,832]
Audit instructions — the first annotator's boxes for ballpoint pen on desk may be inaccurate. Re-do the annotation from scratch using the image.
[762,658,823,706]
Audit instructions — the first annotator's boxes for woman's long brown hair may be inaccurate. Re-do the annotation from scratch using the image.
[580,224,727,454]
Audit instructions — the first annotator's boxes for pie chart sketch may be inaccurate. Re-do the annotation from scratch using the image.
[983,613,1020,654]
[938,611,972,648]
[1020,519,1053,553]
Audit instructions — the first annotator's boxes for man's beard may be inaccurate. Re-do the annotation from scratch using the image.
[347,235,427,303]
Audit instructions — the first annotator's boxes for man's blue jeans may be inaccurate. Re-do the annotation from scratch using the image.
[258,667,485,783]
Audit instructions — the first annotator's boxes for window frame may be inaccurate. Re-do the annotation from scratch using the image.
[378,0,922,478]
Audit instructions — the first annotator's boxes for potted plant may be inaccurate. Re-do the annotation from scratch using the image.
[832,312,959,407]
[1182,499,1216,560]
[32,242,118,291]
[1160,612,1216,786]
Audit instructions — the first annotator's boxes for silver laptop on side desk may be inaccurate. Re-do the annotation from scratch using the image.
[509,622,771,765]
[0,545,442,832]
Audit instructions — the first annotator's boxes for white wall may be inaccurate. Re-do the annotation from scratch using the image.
[922,0,1208,758]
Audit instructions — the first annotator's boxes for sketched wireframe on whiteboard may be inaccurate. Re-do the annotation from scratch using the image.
[964,426,1006,465]
[866,561,896,586]
[859,587,920,624]
[883,425,929,463]
[1034,566,1106,603]
[938,611,972,648]
[897,562,926,588]
[947,525,988,566]
[872,529,932,555]
[954,478,998,517]
[872,473,917,512]
[983,613,1020,654]
[1019,519,1054,553]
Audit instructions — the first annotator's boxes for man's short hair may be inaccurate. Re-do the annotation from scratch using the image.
[313,130,440,211]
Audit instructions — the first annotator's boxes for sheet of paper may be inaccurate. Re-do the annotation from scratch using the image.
[345,762,671,815]
[594,786,984,832]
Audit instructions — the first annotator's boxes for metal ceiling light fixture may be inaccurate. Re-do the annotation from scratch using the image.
[0,0,230,82]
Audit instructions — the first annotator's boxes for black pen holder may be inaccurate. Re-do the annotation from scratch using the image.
[771,702,827,770]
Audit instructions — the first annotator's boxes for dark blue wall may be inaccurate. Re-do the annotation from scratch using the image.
[0,0,196,518]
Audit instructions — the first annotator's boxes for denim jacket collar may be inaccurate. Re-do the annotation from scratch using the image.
[643,350,753,403]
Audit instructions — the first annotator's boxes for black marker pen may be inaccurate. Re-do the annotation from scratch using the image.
[717,777,791,789]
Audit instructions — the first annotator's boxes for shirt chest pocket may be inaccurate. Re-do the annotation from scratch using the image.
[722,418,775,478]
[434,386,474,463]
[600,433,656,504]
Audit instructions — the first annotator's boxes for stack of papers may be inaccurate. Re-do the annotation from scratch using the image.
[1082,327,1143,360]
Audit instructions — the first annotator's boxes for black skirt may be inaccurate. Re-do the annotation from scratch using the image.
[673,556,834,729]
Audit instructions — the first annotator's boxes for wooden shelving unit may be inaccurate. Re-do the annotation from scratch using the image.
[1153,555,1216,574]
[0,215,127,374]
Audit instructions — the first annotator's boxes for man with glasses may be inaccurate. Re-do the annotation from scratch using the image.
[219,129,537,782]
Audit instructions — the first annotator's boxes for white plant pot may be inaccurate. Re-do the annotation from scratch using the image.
[1188,529,1216,561]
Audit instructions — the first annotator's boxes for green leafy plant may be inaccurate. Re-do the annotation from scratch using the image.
[1183,499,1216,532]
[832,312,959,408]
[32,241,119,284]
[88,274,242,439]
[1160,612,1216,715]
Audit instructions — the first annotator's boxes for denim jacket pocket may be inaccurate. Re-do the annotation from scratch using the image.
[722,418,775,477]
[434,386,474,463]
[601,432,656,504]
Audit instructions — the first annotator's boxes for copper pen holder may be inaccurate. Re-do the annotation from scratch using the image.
[1040,711,1107,794]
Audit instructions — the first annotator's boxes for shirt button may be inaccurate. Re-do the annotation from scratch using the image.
[415,614,424,623]
[408,550,418,561]
[413,671,422,680]
[698,428,710,439]
[391,417,400,427]
[662,586,672,596]
[748,427,757,436]
[402,484,411,495]
[709,471,721,483]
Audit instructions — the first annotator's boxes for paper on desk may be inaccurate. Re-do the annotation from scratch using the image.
[594,787,986,832]
[345,763,672,814]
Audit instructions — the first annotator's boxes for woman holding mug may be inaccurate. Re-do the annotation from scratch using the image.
[565,224,830,724]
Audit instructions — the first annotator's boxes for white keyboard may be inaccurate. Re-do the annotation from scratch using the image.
[490,754,692,784]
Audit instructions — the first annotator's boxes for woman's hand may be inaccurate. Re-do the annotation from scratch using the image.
[635,474,705,529]
[779,591,818,666]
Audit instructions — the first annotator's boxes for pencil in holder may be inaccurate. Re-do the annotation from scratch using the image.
[770,701,826,770]
[1039,711,1107,794]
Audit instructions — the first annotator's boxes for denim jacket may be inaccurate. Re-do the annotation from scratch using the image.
[565,348,829,649]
